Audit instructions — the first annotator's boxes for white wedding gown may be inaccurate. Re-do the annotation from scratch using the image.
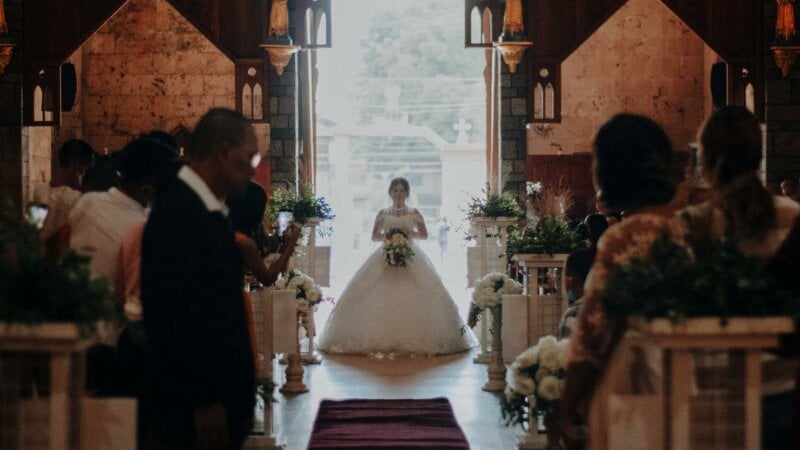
[318,213,477,356]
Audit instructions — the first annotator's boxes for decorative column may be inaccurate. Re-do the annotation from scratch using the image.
[467,217,516,364]
[482,306,507,392]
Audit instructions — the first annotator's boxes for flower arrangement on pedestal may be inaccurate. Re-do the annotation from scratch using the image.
[468,272,523,327]
[383,228,415,267]
[463,185,525,220]
[502,336,569,425]
[507,216,584,258]
[268,183,335,234]
[275,269,326,312]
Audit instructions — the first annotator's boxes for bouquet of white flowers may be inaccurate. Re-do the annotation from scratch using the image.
[501,335,569,428]
[275,269,324,312]
[472,272,523,309]
[383,228,415,267]
[467,272,523,328]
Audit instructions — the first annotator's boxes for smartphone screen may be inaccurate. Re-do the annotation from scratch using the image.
[26,203,49,230]
[278,211,293,236]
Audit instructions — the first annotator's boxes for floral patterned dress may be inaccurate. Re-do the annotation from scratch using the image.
[567,207,684,370]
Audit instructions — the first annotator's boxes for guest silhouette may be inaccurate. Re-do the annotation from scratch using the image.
[141,109,261,449]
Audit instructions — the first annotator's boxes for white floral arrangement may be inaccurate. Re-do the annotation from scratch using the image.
[501,335,570,427]
[471,272,523,309]
[275,269,324,312]
[383,228,415,267]
[526,181,542,198]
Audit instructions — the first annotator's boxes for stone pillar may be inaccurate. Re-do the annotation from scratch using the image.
[267,3,300,193]
[764,0,800,187]
[268,56,299,192]
[0,0,22,206]
[500,56,528,196]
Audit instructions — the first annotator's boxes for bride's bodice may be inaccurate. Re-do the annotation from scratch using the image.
[382,212,417,239]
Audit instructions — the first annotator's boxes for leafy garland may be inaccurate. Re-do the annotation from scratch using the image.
[507,217,584,256]
[0,204,116,335]
[267,182,335,225]
[600,235,799,323]
[463,186,524,219]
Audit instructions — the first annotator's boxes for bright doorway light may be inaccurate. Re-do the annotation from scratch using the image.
[314,0,488,316]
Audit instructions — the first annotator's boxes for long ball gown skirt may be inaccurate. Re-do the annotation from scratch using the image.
[318,215,477,356]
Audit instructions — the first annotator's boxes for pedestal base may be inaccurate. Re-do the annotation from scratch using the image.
[473,352,491,364]
[516,431,546,449]
[481,379,507,392]
[279,353,308,394]
[244,434,285,450]
[301,351,322,365]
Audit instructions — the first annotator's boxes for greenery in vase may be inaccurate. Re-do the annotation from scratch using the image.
[601,235,800,324]
[463,186,524,220]
[0,204,116,335]
[267,182,335,226]
[507,217,584,257]
[256,377,278,405]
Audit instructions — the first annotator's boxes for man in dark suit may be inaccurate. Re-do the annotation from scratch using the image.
[141,108,260,449]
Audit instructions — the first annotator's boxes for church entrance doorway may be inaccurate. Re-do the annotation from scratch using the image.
[312,0,489,320]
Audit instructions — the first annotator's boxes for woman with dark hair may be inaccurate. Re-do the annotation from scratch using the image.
[681,106,798,257]
[318,177,477,356]
[679,106,800,450]
[559,114,684,448]
[227,180,299,288]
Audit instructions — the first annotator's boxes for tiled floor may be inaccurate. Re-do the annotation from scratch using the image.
[256,349,544,449]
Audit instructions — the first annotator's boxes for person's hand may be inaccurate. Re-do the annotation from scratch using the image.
[283,224,300,247]
[193,403,228,449]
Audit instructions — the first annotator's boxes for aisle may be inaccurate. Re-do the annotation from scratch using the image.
[267,349,535,449]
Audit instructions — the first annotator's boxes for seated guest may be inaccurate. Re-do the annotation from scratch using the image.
[38,139,95,260]
[679,106,800,450]
[560,114,682,448]
[558,248,594,340]
[780,178,799,203]
[68,137,177,394]
[583,213,608,253]
[81,154,120,193]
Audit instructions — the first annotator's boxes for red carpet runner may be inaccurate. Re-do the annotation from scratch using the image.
[307,398,470,449]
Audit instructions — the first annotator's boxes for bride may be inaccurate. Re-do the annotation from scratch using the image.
[318,177,477,356]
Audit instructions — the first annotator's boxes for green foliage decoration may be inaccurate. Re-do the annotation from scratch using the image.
[0,203,115,335]
[268,182,335,226]
[463,186,524,220]
[600,236,800,323]
[507,217,584,256]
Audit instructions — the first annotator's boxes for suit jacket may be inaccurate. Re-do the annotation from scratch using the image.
[141,178,255,444]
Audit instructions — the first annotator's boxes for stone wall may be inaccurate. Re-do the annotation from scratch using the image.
[267,58,298,191]
[528,0,711,156]
[21,127,52,203]
[764,0,800,187]
[55,0,235,153]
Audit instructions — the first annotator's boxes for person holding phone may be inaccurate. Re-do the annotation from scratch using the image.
[227,182,299,288]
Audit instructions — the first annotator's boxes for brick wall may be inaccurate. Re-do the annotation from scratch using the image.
[55,0,235,153]
[528,0,709,156]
